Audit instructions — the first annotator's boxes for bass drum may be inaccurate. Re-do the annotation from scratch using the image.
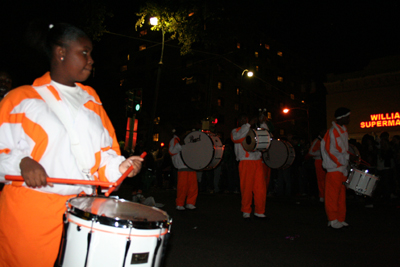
[262,139,295,169]
[180,131,224,171]
[242,128,271,152]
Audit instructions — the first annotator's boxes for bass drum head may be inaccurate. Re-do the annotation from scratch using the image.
[263,139,292,169]
[242,129,256,151]
[181,131,216,170]
[67,196,170,229]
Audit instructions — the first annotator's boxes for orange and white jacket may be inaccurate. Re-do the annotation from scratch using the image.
[168,135,187,169]
[231,123,267,161]
[308,135,323,160]
[0,73,125,195]
[321,122,349,176]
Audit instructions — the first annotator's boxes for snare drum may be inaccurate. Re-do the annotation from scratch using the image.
[242,128,271,152]
[346,168,379,196]
[59,196,171,267]
[262,139,295,169]
[181,131,224,171]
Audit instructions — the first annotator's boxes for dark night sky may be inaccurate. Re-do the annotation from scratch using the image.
[1,0,399,85]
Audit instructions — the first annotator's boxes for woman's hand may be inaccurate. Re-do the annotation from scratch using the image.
[119,156,144,177]
[20,157,53,188]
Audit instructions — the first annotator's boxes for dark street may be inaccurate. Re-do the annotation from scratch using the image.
[114,183,400,267]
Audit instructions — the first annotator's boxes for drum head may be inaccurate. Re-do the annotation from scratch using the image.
[242,129,256,151]
[181,131,217,170]
[263,139,289,169]
[67,196,169,229]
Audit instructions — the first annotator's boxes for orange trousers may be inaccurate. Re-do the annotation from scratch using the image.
[0,185,75,267]
[176,171,198,206]
[324,171,347,222]
[315,159,326,198]
[238,160,267,214]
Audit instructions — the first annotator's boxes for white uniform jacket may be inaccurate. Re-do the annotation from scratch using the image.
[308,135,323,160]
[168,135,187,170]
[320,122,349,176]
[231,123,267,161]
[0,72,125,195]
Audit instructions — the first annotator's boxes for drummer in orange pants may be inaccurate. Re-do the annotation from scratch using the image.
[0,23,143,266]
[169,128,198,210]
[308,129,327,202]
[232,114,268,219]
[321,107,351,229]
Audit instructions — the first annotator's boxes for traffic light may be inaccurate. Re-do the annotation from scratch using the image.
[133,88,142,112]
[125,89,134,116]
[125,88,142,117]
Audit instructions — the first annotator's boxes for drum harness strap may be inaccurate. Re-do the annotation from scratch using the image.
[151,226,164,267]
[84,217,96,267]
[34,85,95,194]
[122,221,133,267]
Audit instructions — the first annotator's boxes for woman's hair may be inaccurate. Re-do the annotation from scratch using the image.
[26,21,88,61]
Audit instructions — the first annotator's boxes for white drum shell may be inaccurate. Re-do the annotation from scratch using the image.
[181,131,223,170]
[62,197,170,267]
[242,128,271,152]
[346,168,379,196]
[262,139,295,169]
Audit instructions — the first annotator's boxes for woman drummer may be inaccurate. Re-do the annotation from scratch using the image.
[0,23,143,266]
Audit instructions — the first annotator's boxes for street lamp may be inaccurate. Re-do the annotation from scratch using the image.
[242,69,253,77]
[147,16,165,149]
[283,107,311,143]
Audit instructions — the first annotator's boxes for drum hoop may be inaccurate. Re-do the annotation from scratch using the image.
[67,197,170,229]
[181,132,219,171]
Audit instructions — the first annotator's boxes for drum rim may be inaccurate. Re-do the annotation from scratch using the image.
[263,139,295,169]
[180,131,220,171]
[67,196,171,229]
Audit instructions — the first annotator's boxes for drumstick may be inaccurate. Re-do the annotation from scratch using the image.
[104,152,147,197]
[348,151,371,167]
[4,175,117,187]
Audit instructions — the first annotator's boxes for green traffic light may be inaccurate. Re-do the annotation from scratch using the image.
[135,103,141,111]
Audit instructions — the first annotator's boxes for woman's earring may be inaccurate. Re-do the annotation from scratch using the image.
[61,57,64,61]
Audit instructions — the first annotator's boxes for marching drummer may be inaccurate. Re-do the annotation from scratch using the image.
[0,23,143,266]
[231,114,269,219]
[320,107,351,229]
[169,128,198,210]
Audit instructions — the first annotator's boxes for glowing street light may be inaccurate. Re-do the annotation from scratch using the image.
[242,69,253,77]
[149,17,158,26]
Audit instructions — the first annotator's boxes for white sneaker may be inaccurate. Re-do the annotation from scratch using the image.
[243,212,250,218]
[319,197,324,203]
[176,206,185,210]
[328,219,343,229]
[254,213,266,218]
[340,221,349,227]
[185,204,196,210]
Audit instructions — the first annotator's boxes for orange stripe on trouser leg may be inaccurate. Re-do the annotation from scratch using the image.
[324,171,347,222]
[176,171,198,207]
[0,185,76,267]
[239,160,267,214]
[315,159,326,198]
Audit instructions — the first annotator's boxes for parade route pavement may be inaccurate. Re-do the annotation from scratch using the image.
[114,182,400,267]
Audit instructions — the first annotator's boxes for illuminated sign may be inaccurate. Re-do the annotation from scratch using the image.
[360,112,400,128]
